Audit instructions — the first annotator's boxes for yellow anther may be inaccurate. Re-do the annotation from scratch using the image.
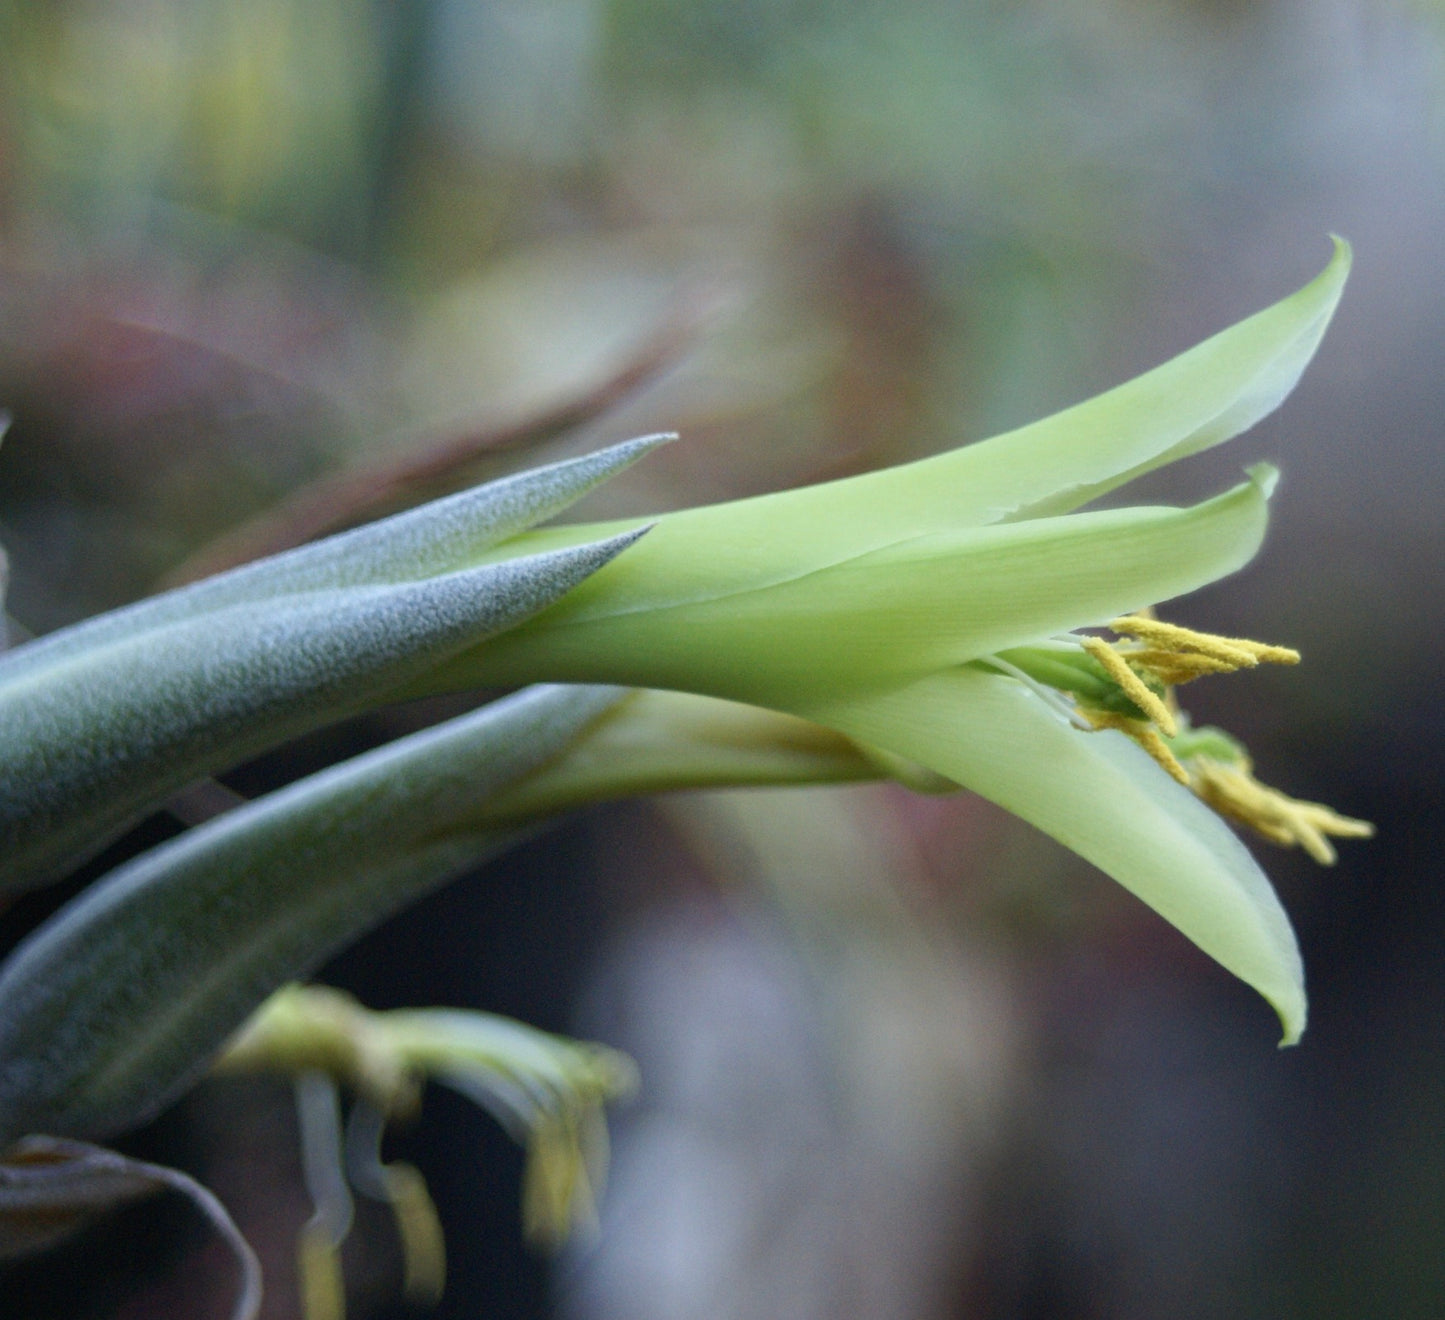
[1109,615,1258,666]
[1232,638,1302,665]
[1108,615,1299,670]
[1125,649,1239,681]
[1080,636,1178,736]
[1188,757,1374,864]
[1080,709,1189,784]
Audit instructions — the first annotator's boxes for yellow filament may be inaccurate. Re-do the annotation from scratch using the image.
[378,1162,446,1305]
[1189,757,1375,864]
[298,1223,347,1320]
[1080,636,1178,736]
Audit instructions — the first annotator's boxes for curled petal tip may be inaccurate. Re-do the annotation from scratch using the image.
[1277,1001,1307,1048]
[1246,462,1280,498]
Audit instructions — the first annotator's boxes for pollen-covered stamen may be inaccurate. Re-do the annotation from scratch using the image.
[1188,755,1375,865]
[1124,649,1239,683]
[986,615,1328,820]
[1108,615,1301,670]
[1064,613,1306,767]
[1080,636,1178,736]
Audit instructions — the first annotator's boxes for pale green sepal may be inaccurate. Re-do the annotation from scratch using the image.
[0,434,670,689]
[421,474,1270,710]
[0,532,644,897]
[0,685,630,1147]
[1246,461,1280,498]
[810,668,1308,1043]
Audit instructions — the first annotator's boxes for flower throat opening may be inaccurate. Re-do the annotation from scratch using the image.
[986,613,1374,864]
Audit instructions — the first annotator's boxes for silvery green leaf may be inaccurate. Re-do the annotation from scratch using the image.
[0,685,629,1146]
[0,434,667,688]
[0,682,889,1148]
[0,532,642,896]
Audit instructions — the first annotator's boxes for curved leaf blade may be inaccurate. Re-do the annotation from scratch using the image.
[0,434,668,689]
[0,685,629,1146]
[0,533,642,896]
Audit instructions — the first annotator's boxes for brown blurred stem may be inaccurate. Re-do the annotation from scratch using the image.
[163,291,710,586]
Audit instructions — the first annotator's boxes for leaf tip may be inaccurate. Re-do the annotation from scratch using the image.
[1325,232,1353,274]
[611,431,678,463]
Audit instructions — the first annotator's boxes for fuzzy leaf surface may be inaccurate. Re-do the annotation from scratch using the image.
[0,685,629,1145]
[0,534,640,895]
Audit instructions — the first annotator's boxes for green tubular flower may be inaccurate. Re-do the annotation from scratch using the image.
[410,240,1356,1044]
[213,983,637,1295]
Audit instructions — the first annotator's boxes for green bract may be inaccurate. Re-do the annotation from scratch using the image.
[416,239,1352,1043]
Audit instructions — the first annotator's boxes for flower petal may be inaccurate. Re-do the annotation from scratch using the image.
[809,668,1307,1043]
[484,241,1345,577]
[436,471,1272,708]
[948,237,1350,520]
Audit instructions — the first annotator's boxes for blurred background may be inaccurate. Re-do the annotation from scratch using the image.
[0,1,1440,1317]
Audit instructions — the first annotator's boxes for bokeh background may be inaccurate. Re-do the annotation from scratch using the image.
[0,2,1441,1317]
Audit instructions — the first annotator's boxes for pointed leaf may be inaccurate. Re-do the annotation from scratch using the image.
[0,533,642,896]
[0,685,629,1146]
[0,434,668,688]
